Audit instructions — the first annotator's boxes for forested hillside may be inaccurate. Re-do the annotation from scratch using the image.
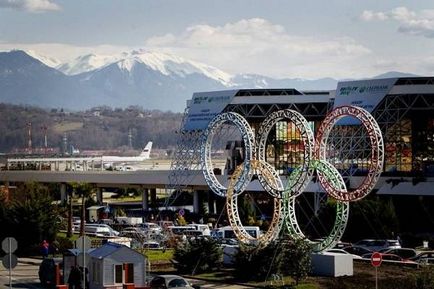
[0,103,183,153]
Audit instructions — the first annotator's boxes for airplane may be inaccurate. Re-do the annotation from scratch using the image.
[102,142,153,170]
[7,141,153,171]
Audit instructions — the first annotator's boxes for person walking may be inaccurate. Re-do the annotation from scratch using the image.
[67,266,81,289]
[40,240,49,258]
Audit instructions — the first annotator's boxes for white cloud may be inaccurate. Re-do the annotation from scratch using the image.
[360,10,389,21]
[2,17,434,79]
[145,18,372,79]
[360,6,434,38]
[0,0,60,13]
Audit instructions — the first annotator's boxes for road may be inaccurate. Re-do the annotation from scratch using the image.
[0,259,42,289]
[0,258,254,289]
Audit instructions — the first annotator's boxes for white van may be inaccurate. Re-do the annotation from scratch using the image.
[212,226,261,239]
[190,224,211,236]
[138,222,162,233]
[85,224,119,236]
[167,225,196,235]
[84,226,113,237]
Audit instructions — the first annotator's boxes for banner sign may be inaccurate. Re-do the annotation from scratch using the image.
[183,90,237,131]
[333,78,397,125]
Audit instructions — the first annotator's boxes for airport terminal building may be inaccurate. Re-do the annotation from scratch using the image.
[178,76,434,196]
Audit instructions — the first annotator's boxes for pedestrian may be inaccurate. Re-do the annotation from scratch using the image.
[40,240,49,258]
[397,234,402,246]
[67,266,81,289]
[79,266,89,289]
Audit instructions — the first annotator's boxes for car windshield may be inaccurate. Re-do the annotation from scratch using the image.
[150,277,165,288]
[168,278,188,288]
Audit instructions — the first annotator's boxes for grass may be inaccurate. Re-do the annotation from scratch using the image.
[295,283,319,289]
[53,121,83,133]
[189,270,318,289]
[141,249,174,262]
[57,231,80,242]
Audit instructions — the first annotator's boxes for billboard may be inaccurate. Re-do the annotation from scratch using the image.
[183,90,238,131]
[333,78,397,124]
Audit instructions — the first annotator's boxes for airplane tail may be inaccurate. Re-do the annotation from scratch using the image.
[139,142,153,159]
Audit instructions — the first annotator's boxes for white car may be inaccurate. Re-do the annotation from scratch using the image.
[325,248,363,259]
[85,224,119,236]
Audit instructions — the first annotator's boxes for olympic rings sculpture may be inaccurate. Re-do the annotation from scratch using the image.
[201,105,384,251]
[201,112,255,198]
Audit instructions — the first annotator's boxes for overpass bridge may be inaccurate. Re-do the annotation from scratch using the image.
[1,169,433,215]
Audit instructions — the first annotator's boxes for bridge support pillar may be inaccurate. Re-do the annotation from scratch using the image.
[60,183,67,204]
[142,188,149,211]
[193,191,200,214]
[4,181,10,202]
[208,191,216,215]
[150,188,157,208]
[96,187,103,205]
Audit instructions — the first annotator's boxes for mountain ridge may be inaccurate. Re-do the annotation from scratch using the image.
[0,49,421,111]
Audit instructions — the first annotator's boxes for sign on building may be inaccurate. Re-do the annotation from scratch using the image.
[183,90,237,131]
[334,78,397,124]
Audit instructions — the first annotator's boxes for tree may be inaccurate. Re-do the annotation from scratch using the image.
[4,182,61,255]
[276,238,312,285]
[234,244,279,281]
[173,237,222,275]
[70,183,96,236]
[234,237,312,285]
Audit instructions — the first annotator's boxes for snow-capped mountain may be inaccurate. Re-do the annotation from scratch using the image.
[232,73,338,90]
[0,50,96,108]
[75,52,229,110]
[0,49,420,111]
[57,53,123,75]
[60,50,233,86]
[23,49,61,68]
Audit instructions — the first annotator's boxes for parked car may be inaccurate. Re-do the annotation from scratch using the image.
[325,248,363,259]
[139,222,163,234]
[410,251,434,264]
[85,224,119,236]
[354,239,401,251]
[342,245,373,257]
[143,241,162,250]
[378,248,417,259]
[120,227,146,237]
[333,241,352,249]
[150,275,200,289]
[385,239,402,249]
[361,253,417,265]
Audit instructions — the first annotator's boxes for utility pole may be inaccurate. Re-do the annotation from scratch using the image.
[26,122,32,154]
[128,128,133,149]
[63,133,68,155]
[41,125,48,154]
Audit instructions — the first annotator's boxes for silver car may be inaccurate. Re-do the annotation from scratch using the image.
[150,275,200,289]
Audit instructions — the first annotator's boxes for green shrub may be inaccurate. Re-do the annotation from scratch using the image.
[234,238,312,284]
[415,266,434,289]
[55,236,74,254]
[173,237,222,275]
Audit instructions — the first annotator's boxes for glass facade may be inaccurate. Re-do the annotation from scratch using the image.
[385,119,412,173]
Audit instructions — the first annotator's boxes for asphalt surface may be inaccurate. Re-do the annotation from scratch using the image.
[0,258,43,289]
[0,258,255,289]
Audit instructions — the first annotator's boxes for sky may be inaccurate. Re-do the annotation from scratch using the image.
[0,0,433,79]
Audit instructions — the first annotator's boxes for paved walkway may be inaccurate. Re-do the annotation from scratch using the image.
[7,257,260,289]
[18,257,43,265]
